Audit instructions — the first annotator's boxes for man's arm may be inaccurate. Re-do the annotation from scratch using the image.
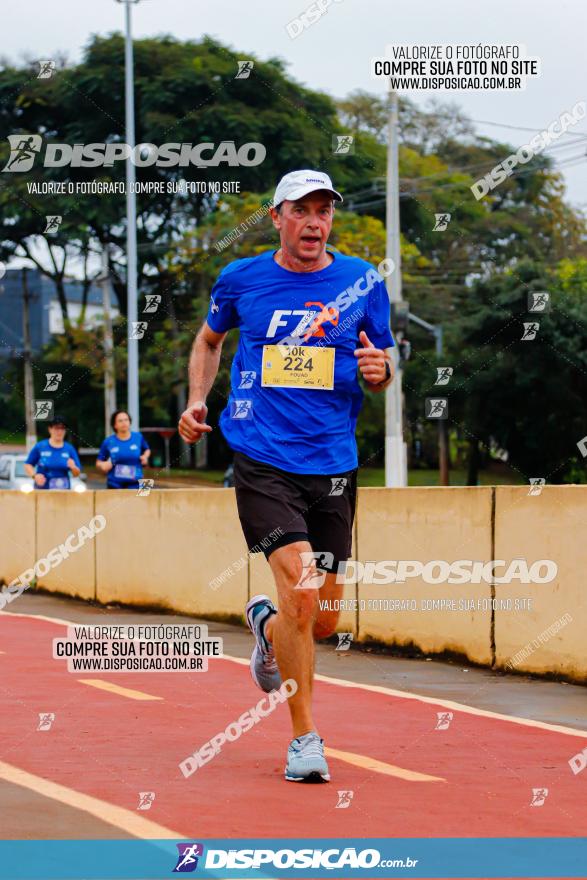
[178,321,227,443]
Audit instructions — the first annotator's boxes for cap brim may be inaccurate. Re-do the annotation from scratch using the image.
[282,184,343,204]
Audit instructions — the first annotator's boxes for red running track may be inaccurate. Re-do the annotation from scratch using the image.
[0,611,586,877]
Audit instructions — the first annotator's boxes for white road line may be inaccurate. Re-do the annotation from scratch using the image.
[2,609,586,738]
[0,759,183,838]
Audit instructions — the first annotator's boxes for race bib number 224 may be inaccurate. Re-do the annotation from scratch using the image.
[261,345,335,390]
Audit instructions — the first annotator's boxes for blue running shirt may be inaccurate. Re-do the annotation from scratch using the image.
[206,249,394,475]
[97,432,150,488]
[25,439,81,490]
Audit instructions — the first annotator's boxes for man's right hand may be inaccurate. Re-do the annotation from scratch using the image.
[34,473,46,487]
[179,401,213,444]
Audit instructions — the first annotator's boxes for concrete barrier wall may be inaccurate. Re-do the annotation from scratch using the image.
[35,490,96,601]
[356,487,493,665]
[95,489,248,619]
[1,485,585,682]
[493,486,586,681]
[0,491,35,586]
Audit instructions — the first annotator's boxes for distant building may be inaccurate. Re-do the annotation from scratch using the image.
[0,268,119,358]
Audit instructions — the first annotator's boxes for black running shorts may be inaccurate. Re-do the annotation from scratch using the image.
[232,452,357,572]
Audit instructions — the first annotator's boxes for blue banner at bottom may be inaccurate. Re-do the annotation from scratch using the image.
[0,838,585,879]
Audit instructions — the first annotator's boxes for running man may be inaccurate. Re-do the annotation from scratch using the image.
[179,170,395,782]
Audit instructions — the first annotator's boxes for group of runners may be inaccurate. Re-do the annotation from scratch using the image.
[24,410,151,491]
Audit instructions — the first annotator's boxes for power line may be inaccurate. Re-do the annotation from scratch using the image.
[405,106,587,141]
[344,156,587,208]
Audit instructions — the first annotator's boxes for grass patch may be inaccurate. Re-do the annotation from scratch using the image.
[358,467,522,487]
[0,430,26,445]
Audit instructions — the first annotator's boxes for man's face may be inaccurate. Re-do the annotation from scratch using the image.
[271,191,334,262]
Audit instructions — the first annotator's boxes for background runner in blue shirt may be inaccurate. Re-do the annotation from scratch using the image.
[24,415,82,490]
[96,410,151,489]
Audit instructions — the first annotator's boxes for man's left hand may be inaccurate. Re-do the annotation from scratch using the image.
[354,331,393,387]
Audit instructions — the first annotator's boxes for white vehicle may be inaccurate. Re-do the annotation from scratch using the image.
[0,454,87,493]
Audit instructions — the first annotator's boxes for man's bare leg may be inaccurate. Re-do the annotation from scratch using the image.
[263,540,318,737]
[263,544,344,736]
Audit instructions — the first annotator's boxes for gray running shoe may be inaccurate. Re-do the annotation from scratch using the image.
[285,732,330,782]
[245,594,281,693]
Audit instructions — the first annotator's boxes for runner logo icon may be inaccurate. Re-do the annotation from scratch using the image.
[143,294,161,313]
[235,60,254,79]
[336,789,354,808]
[295,551,334,590]
[336,632,353,651]
[435,711,453,730]
[433,213,451,231]
[435,367,453,386]
[37,712,55,731]
[530,788,548,807]
[329,477,347,496]
[3,134,43,172]
[238,371,256,389]
[34,400,54,420]
[231,400,253,419]
[425,398,448,419]
[528,291,550,312]
[521,322,539,341]
[332,135,354,155]
[44,215,62,234]
[137,791,155,810]
[173,843,204,872]
[44,373,62,391]
[37,60,56,79]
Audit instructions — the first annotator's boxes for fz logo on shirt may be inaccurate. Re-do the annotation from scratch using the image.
[266,302,339,340]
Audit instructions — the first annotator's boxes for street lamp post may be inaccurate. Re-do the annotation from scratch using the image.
[385,90,407,487]
[115,0,141,428]
[22,268,37,450]
[408,312,449,486]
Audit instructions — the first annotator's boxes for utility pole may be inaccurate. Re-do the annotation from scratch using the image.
[408,312,449,486]
[435,325,450,487]
[167,294,191,468]
[116,0,140,428]
[100,245,117,435]
[385,90,407,487]
[21,268,36,451]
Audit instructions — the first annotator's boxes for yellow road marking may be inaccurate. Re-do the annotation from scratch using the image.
[0,759,182,838]
[77,679,162,701]
[325,746,445,782]
[4,610,587,738]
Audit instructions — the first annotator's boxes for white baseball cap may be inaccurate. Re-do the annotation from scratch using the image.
[273,169,343,208]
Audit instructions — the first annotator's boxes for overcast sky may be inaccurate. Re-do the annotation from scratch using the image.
[3,0,586,206]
